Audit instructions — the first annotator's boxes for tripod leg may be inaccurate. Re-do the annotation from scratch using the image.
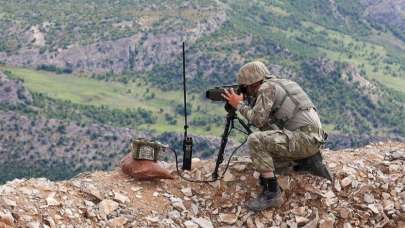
[237,117,252,135]
[212,115,233,179]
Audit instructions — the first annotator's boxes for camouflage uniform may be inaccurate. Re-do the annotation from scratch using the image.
[237,79,326,172]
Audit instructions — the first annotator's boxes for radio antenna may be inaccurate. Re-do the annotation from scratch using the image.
[182,42,188,136]
[182,41,193,170]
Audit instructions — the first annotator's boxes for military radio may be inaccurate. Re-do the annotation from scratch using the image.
[181,42,193,171]
[170,42,251,183]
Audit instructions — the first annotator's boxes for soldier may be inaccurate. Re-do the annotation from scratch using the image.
[222,61,332,212]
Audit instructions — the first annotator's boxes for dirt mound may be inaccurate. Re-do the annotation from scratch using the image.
[0,142,404,227]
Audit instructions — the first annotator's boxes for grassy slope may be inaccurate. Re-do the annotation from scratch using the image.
[1,65,226,137]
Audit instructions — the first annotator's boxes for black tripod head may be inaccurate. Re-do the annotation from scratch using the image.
[224,103,237,115]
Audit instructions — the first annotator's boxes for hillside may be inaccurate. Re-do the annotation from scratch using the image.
[0,142,404,227]
[0,71,227,183]
[0,0,404,139]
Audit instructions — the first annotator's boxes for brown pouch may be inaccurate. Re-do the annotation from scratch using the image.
[120,153,174,180]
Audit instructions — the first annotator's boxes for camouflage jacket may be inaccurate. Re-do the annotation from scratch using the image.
[237,79,322,131]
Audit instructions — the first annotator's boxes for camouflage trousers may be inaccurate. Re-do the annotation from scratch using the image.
[247,126,324,172]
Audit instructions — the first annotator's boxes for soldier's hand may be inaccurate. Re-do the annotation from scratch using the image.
[221,88,243,109]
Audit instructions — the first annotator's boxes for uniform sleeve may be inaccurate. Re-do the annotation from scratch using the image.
[237,83,276,129]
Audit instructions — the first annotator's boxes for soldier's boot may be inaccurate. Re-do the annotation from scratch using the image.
[293,152,333,181]
[246,176,284,212]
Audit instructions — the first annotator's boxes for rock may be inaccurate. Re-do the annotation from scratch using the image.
[64,208,76,219]
[246,217,255,228]
[341,176,353,188]
[3,198,17,207]
[343,223,352,228]
[161,219,177,227]
[0,211,15,226]
[181,187,193,197]
[292,207,306,216]
[191,203,199,215]
[364,193,374,204]
[46,193,60,206]
[44,217,56,228]
[261,210,274,220]
[255,217,265,228]
[131,187,143,192]
[323,191,337,206]
[232,164,247,172]
[208,180,220,188]
[385,150,405,161]
[114,192,130,204]
[302,208,319,228]
[337,208,350,219]
[328,162,337,168]
[184,220,198,228]
[382,192,391,200]
[99,199,119,215]
[27,221,40,228]
[192,217,214,228]
[223,171,236,182]
[20,187,36,196]
[273,214,283,226]
[319,218,334,228]
[135,194,142,199]
[286,220,298,228]
[0,185,15,195]
[381,183,389,191]
[334,179,341,192]
[368,204,380,214]
[173,202,186,211]
[295,216,309,225]
[383,200,395,211]
[278,176,291,191]
[219,213,238,225]
[168,210,181,220]
[82,184,103,200]
[146,216,160,223]
[325,197,338,207]
[399,191,405,200]
[108,216,128,227]
[84,200,95,207]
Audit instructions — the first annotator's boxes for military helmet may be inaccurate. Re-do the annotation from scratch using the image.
[237,61,271,85]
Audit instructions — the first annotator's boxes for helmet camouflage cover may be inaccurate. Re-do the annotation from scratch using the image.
[237,61,271,85]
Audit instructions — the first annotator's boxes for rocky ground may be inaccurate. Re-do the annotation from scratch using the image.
[0,142,404,228]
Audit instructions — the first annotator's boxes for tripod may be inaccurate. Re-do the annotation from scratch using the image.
[212,103,252,179]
